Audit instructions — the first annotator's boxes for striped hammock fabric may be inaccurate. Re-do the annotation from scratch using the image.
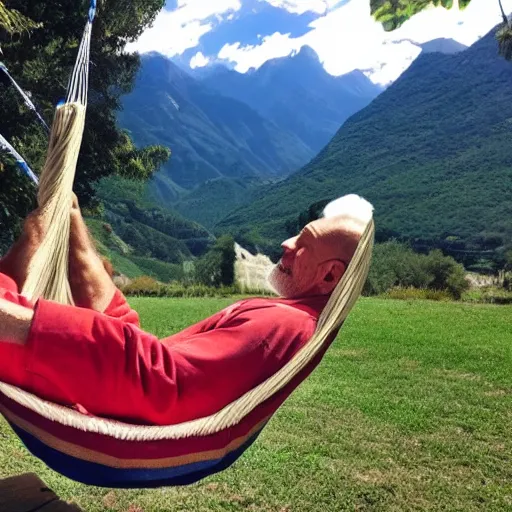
[0,0,375,488]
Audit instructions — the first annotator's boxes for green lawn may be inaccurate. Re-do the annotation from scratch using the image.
[1,298,511,511]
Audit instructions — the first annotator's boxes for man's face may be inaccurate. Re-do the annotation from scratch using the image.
[268,225,318,298]
[268,217,347,299]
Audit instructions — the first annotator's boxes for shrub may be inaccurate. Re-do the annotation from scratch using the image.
[121,276,163,296]
[195,235,236,287]
[381,287,452,302]
[422,249,469,299]
[365,241,470,299]
[121,278,246,298]
[462,287,512,305]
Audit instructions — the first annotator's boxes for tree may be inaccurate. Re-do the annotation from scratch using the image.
[370,1,472,32]
[0,1,38,37]
[371,0,512,61]
[195,236,236,287]
[0,0,169,251]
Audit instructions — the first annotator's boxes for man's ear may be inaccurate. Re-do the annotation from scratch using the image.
[317,260,346,295]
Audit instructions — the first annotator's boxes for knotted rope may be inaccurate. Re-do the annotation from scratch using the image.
[21,0,96,304]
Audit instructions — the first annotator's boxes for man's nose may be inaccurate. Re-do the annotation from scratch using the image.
[281,236,298,253]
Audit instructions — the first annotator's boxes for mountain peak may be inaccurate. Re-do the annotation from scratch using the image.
[419,38,468,55]
[293,45,320,62]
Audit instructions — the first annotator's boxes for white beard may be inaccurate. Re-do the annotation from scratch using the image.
[267,263,310,299]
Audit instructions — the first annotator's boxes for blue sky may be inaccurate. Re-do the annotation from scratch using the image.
[127,0,510,85]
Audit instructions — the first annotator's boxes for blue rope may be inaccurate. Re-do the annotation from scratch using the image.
[88,0,97,22]
[0,0,96,187]
[0,133,39,185]
[0,62,50,133]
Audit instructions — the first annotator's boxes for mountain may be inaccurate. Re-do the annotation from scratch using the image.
[419,38,468,54]
[217,28,512,261]
[118,53,312,199]
[92,176,215,282]
[173,176,262,229]
[202,46,383,153]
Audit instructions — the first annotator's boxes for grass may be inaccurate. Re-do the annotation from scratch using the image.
[1,298,511,511]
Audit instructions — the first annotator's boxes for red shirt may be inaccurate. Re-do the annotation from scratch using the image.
[0,273,330,426]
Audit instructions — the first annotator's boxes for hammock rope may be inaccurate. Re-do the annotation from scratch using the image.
[0,61,50,133]
[0,133,39,185]
[21,0,96,305]
[0,61,49,185]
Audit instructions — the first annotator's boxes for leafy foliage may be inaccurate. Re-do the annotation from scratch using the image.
[0,1,39,35]
[365,241,469,299]
[195,235,236,287]
[369,0,512,64]
[0,0,168,251]
[370,0,472,32]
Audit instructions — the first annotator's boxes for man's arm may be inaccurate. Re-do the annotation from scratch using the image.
[0,297,315,426]
[0,196,139,326]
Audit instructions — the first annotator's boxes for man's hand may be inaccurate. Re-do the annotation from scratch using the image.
[0,207,49,290]
[68,196,117,312]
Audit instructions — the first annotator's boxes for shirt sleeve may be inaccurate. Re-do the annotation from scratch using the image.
[103,289,140,327]
[24,299,315,426]
[0,272,18,294]
[0,273,34,309]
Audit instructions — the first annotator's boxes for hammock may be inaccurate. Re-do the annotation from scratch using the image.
[0,1,375,488]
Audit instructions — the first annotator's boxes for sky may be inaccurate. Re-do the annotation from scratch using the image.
[126,0,511,86]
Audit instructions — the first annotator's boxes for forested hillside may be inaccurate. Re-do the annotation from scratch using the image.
[218,28,512,267]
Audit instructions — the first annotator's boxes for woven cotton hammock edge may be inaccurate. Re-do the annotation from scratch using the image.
[0,0,376,487]
[21,0,94,305]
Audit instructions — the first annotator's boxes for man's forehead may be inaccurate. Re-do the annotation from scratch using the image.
[302,215,362,262]
[305,216,341,236]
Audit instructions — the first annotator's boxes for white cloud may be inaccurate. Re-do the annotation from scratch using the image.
[126,0,242,57]
[264,0,328,15]
[215,0,510,85]
[190,51,210,68]
[127,0,512,85]
[219,32,301,71]
[263,0,342,15]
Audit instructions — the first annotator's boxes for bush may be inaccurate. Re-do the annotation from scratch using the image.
[120,277,246,298]
[423,249,469,299]
[195,235,236,287]
[365,241,470,299]
[121,276,164,296]
[462,287,512,305]
[381,287,452,302]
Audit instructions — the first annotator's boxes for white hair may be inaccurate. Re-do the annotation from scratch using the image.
[322,194,374,226]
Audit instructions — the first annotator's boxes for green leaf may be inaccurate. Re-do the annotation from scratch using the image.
[370,0,473,32]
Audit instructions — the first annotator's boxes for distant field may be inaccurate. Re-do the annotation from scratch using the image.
[0,298,511,511]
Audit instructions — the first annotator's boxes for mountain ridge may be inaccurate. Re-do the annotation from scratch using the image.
[216,27,512,261]
[201,45,383,153]
[118,53,313,198]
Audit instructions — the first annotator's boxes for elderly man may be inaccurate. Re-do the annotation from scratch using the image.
[0,195,372,426]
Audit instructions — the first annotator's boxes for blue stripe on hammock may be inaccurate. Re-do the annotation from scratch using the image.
[10,423,265,488]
